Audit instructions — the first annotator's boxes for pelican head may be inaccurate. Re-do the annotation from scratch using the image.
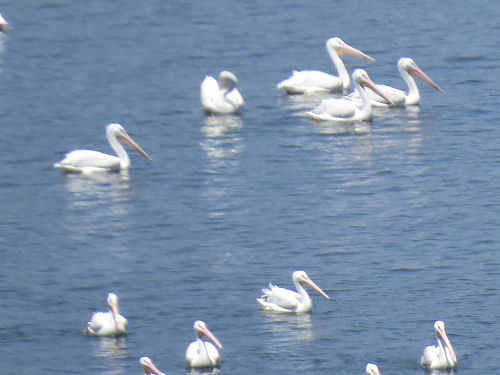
[218,71,238,93]
[140,357,166,375]
[107,293,119,310]
[352,69,395,106]
[435,320,457,362]
[326,37,375,61]
[194,320,224,349]
[292,270,331,300]
[106,123,153,162]
[366,363,382,375]
[398,57,443,93]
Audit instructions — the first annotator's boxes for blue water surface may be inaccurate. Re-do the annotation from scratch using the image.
[0,1,499,374]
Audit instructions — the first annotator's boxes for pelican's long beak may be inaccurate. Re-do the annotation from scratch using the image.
[361,75,396,106]
[201,325,224,350]
[140,357,166,375]
[436,325,458,365]
[339,42,376,62]
[303,276,331,300]
[119,130,154,161]
[409,63,444,93]
[109,301,124,331]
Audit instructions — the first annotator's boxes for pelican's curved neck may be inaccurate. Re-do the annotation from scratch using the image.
[293,279,310,301]
[355,82,372,120]
[327,45,350,90]
[110,309,119,331]
[196,337,211,362]
[400,66,420,105]
[108,131,130,169]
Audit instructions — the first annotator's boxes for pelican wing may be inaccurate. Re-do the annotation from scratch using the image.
[348,85,406,106]
[278,70,342,94]
[369,84,406,104]
[200,75,219,110]
[307,98,356,120]
[204,341,221,365]
[185,341,198,364]
[186,341,220,367]
[257,283,301,311]
[226,88,244,108]
[54,150,121,171]
[87,312,111,335]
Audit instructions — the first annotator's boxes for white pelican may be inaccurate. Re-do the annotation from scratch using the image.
[54,123,153,173]
[277,37,375,94]
[306,69,395,122]
[257,270,330,313]
[347,57,443,106]
[0,13,8,31]
[421,320,458,370]
[201,71,244,114]
[85,293,128,337]
[366,363,382,375]
[185,320,223,368]
[140,357,166,375]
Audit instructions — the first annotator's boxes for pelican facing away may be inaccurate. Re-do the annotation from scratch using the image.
[86,293,128,337]
[185,320,224,368]
[201,71,244,114]
[307,69,395,122]
[54,123,153,173]
[347,57,443,106]
[140,357,166,375]
[277,37,375,94]
[257,270,330,313]
[421,320,458,370]
[366,363,382,375]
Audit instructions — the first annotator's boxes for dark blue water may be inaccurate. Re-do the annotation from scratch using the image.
[1,1,499,374]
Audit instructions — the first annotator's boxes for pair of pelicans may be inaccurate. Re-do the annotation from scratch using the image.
[86,271,457,375]
[53,37,443,174]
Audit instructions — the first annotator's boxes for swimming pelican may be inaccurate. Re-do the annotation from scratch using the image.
[0,13,8,31]
[421,320,458,370]
[257,270,330,313]
[140,357,166,375]
[347,57,443,106]
[306,69,395,122]
[185,320,224,368]
[201,71,244,114]
[86,293,128,337]
[366,363,382,375]
[54,123,153,173]
[277,37,375,94]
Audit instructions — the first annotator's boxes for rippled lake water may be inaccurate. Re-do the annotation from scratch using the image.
[1,1,500,375]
